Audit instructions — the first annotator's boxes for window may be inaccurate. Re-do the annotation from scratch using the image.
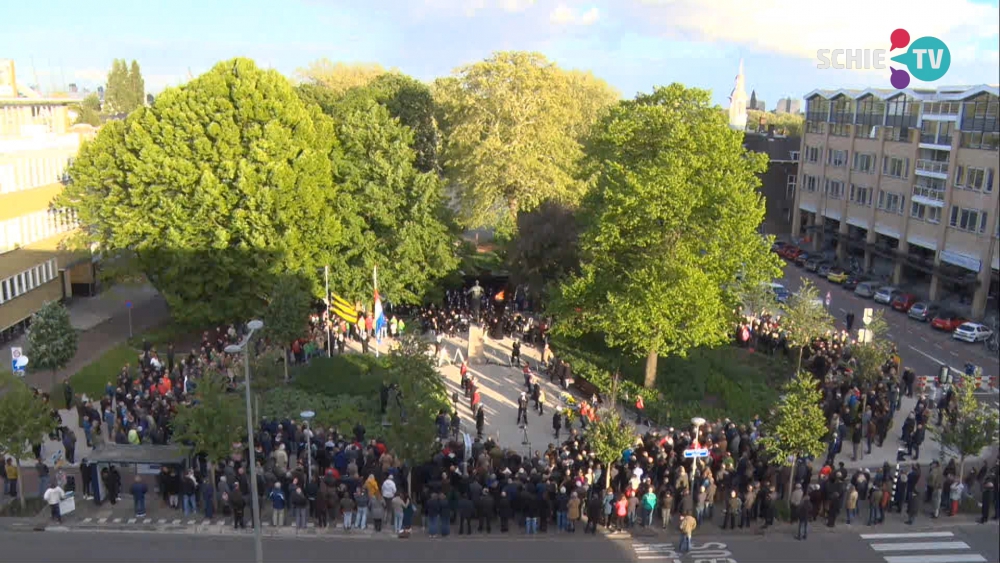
[806,121,826,134]
[910,201,941,223]
[960,131,1000,151]
[0,258,58,302]
[786,175,797,198]
[850,184,873,206]
[0,209,79,254]
[882,156,910,179]
[877,190,905,214]
[955,166,995,192]
[805,146,821,163]
[825,179,845,199]
[803,175,818,192]
[789,151,800,162]
[830,123,850,137]
[827,149,848,167]
[949,207,988,233]
[852,152,876,174]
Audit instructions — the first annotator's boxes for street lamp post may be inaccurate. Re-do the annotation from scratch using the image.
[690,417,706,488]
[300,410,315,483]
[225,319,265,563]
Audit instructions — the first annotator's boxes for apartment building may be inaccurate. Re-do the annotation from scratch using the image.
[791,85,998,320]
[743,130,800,236]
[0,97,96,340]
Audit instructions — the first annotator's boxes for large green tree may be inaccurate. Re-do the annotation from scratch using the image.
[170,372,246,486]
[26,300,78,390]
[933,373,1000,478]
[314,89,458,305]
[296,59,386,96]
[262,278,312,382]
[847,309,893,413]
[586,409,637,488]
[782,279,835,374]
[506,201,582,295]
[72,93,102,127]
[0,372,54,509]
[103,59,145,115]
[354,73,441,174]
[57,58,343,326]
[553,84,781,388]
[434,51,617,233]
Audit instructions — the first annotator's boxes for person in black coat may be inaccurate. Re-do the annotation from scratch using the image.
[498,491,513,532]
[552,412,562,440]
[796,496,812,540]
[475,407,485,439]
[457,494,475,535]
[981,480,995,524]
[476,490,494,533]
[906,490,921,524]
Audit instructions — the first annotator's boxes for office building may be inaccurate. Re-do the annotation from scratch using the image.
[791,85,999,320]
[0,83,96,340]
[775,97,802,115]
[748,90,766,112]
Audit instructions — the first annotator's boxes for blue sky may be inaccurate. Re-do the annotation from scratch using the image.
[3,0,999,107]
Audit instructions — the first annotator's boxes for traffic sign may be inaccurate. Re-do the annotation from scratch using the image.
[125,300,132,309]
[684,448,710,459]
[863,307,873,325]
[824,291,831,307]
[10,347,22,375]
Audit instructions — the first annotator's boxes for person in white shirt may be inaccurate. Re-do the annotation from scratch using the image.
[381,475,396,501]
[44,484,66,523]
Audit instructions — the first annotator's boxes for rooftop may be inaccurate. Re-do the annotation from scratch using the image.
[804,84,999,102]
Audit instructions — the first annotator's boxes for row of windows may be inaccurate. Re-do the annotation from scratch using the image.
[805,94,998,133]
[0,208,79,254]
[805,148,911,180]
[954,166,995,193]
[0,155,74,194]
[0,259,58,305]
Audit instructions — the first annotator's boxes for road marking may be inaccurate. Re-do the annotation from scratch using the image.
[840,308,848,314]
[157,518,166,524]
[887,333,895,339]
[143,519,152,524]
[871,542,971,551]
[934,344,944,349]
[82,518,92,523]
[907,346,948,367]
[186,520,196,525]
[112,518,121,523]
[920,336,929,342]
[882,556,986,563]
[862,533,955,539]
[172,519,181,525]
[126,518,136,524]
[949,351,959,357]
[97,518,107,523]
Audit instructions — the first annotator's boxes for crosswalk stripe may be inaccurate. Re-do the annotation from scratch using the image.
[157,518,166,524]
[143,519,152,524]
[872,542,971,552]
[127,518,136,524]
[862,532,955,540]
[82,518,92,523]
[637,557,672,561]
[112,518,121,523]
[882,555,986,563]
[98,518,107,523]
[172,519,181,524]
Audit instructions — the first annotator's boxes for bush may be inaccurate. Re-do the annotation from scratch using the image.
[260,386,380,434]
[551,334,786,426]
[292,354,387,398]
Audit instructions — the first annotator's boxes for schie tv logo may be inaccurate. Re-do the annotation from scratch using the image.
[816,29,951,89]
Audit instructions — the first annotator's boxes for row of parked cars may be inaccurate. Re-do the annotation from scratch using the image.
[773,243,995,344]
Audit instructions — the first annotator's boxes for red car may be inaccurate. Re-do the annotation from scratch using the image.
[931,312,968,332]
[782,247,804,260]
[890,293,918,313]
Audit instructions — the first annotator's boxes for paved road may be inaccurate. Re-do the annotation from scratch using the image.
[780,266,999,386]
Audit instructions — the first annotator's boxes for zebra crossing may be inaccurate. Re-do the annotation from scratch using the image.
[861,531,987,563]
[631,541,736,561]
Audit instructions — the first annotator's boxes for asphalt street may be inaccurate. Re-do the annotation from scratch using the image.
[7,521,997,562]
[780,266,999,387]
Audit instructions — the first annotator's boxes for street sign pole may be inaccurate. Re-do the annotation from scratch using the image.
[126,301,133,338]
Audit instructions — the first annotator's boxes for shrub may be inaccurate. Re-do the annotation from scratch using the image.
[260,387,380,435]
[292,354,387,398]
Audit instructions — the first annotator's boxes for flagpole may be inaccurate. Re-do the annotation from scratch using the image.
[325,265,332,358]
[374,265,379,358]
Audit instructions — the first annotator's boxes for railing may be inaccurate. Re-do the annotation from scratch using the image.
[883,127,913,143]
[922,102,961,116]
[913,185,945,201]
[920,134,952,146]
[916,159,949,175]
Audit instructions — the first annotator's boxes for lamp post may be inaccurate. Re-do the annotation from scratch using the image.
[225,319,265,563]
[690,416,706,488]
[300,410,315,483]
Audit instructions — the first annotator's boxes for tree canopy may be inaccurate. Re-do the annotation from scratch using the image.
[760,370,828,468]
[57,58,343,327]
[506,201,582,294]
[933,372,1000,476]
[72,93,102,126]
[552,84,781,388]
[434,51,618,233]
[170,372,246,471]
[746,109,803,137]
[26,300,78,388]
[296,59,387,96]
[782,279,835,372]
[586,409,637,487]
[0,372,54,508]
[104,59,146,115]
[262,277,313,381]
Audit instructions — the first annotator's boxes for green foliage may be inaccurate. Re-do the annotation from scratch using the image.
[262,279,312,347]
[104,59,145,115]
[551,334,784,426]
[435,51,609,232]
[72,93,102,126]
[933,373,1000,471]
[381,335,451,465]
[0,372,54,509]
[746,110,803,137]
[849,309,893,392]
[171,372,246,463]
[58,58,344,327]
[354,72,441,174]
[318,88,459,305]
[759,370,828,466]
[552,84,781,388]
[735,278,779,318]
[62,342,139,399]
[295,59,386,96]
[261,387,379,434]
[782,279,834,372]
[507,201,581,293]
[27,300,78,376]
[292,354,384,398]
[586,409,636,483]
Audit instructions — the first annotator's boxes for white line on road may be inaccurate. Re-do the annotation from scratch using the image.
[172,519,181,525]
[862,532,955,539]
[882,556,986,563]
[97,518,107,523]
[907,346,948,367]
[920,336,929,342]
[127,518,136,524]
[112,518,121,523]
[950,351,959,357]
[82,518,92,523]
[871,542,970,551]
[840,308,848,314]
[143,519,151,524]
[887,333,895,339]
[157,518,166,524]
[637,557,672,561]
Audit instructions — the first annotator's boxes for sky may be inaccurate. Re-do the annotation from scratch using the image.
[3,0,999,108]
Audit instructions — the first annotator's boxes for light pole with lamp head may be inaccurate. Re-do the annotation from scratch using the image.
[225,319,265,563]
[300,410,315,483]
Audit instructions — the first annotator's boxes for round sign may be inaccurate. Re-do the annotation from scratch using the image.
[300,410,316,419]
[15,356,28,369]
[11,348,21,359]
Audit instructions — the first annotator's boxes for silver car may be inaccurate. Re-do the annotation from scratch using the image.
[854,281,878,299]
[873,286,899,304]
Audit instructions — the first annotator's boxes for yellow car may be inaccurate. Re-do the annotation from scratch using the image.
[827,268,849,284]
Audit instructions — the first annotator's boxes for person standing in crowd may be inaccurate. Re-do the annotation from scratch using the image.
[796,494,812,540]
[678,512,697,553]
[43,481,66,523]
[130,476,148,518]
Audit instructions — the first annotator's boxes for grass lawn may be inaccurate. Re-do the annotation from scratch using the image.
[552,334,791,425]
[62,342,141,399]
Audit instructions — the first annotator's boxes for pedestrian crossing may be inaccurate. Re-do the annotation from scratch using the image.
[861,532,987,563]
[631,541,734,561]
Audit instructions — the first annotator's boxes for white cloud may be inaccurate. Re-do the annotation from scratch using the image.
[634,0,999,66]
[550,3,601,26]
[419,0,535,17]
[500,0,537,12]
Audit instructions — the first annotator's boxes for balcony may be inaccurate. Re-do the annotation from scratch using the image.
[883,127,914,143]
[919,134,952,150]
[912,184,946,204]
[915,159,950,179]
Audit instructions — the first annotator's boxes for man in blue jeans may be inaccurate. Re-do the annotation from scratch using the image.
[796,496,812,540]
[130,476,148,517]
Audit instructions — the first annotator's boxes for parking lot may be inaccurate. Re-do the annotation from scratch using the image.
[778,262,999,390]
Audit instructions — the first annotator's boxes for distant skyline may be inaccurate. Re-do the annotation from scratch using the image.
[3,0,999,107]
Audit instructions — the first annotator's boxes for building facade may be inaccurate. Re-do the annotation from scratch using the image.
[791,85,999,320]
[744,131,799,236]
[775,97,802,114]
[0,98,96,341]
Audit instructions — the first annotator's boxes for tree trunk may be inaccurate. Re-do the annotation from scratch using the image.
[283,348,289,383]
[604,461,612,490]
[795,347,804,379]
[643,347,658,389]
[787,456,796,521]
[17,464,26,510]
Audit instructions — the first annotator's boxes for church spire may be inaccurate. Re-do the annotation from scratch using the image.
[728,59,748,131]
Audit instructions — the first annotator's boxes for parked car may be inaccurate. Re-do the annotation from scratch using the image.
[931,311,968,332]
[771,242,788,254]
[805,258,822,272]
[842,274,867,290]
[953,322,995,343]
[854,281,878,299]
[794,253,810,267]
[827,268,849,284]
[782,246,803,260]
[890,293,918,313]
[873,286,900,304]
[817,263,834,277]
[771,285,791,304]
[907,302,940,322]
